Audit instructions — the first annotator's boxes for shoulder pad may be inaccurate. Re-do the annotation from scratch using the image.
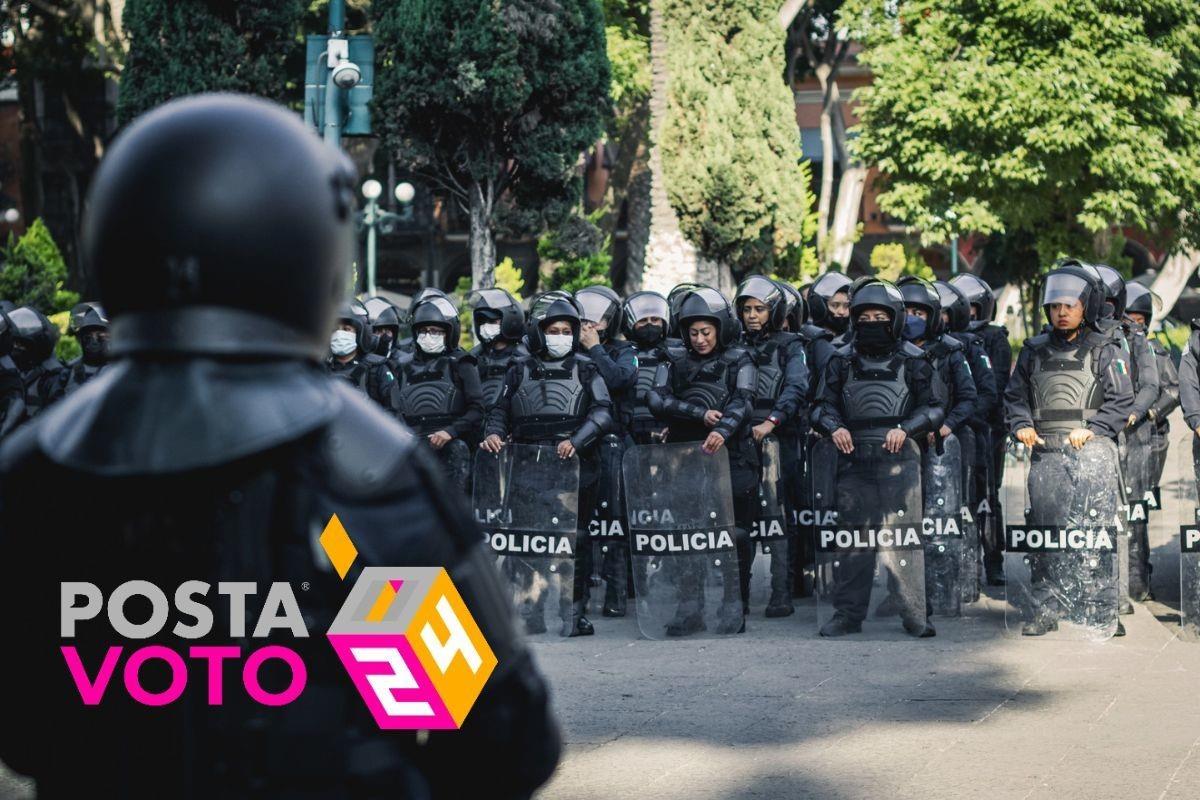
[319,382,418,502]
[362,353,388,366]
[571,351,595,367]
[990,323,1010,337]
[608,340,634,353]
[1025,333,1051,348]
[468,344,484,358]
[723,345,750,362]
[666,344,688,361]
[799,324,834,342]
[450,348,476,366]
[935,335,964,353]
[899,341,927,358]
[1083,330,1113,348]
[833,342,855,358]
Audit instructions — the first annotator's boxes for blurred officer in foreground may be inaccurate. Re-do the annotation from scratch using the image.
[0,94,560,799]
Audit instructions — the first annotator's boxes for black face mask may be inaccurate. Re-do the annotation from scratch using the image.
[11,343,34,372]
[631,323,664,347]
[855,320,896,353]
[828,315,850,335]
[81,332,109,366]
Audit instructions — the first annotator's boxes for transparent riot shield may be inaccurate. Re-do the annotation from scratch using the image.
[957,426,981,605]
[1120,422,1157,603]
[589,434,631,618]
[923,433,964,617]
[812,438,929,637]
[1002,437,1120,640]
[747,435,791,612]
[622,442,743,639]
[473,444,581,640]
[1177,441,1200,641]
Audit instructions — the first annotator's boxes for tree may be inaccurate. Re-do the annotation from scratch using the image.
[0,218,78,315]
[783,0,865,270]
[845,0,1200,270]
[373,0,611,289]
[118,0,304,124]
[655,0,819,285]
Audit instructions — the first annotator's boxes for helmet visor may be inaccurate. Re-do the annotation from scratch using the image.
[1041,274,1090,308]
[625,293,670,324]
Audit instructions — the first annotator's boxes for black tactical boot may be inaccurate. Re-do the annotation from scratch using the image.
[1021,615,1059,636]
[819,614,863,637]
[902,614,936,638]
[665,612,706,637]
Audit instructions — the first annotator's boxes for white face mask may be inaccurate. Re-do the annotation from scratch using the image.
[478,322,501,342]
[330,329,357,357]
[417,331,446,354]
[545,333,574,358]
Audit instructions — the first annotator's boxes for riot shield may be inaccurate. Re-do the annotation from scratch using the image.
[957,425,981,605]
[589,434,631,618]
[472,444,581,639]
[1120,422,1156,603]
[622,442,743,639]
[812,438,930,637]
[1002,437,1120,640]
[923,433,964,617]
[1177,442,1200,641]
[747,435,791,613]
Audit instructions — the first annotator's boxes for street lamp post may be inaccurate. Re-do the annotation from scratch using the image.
[360,180,416,297]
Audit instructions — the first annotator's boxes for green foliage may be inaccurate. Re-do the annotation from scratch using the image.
[493,257,527,297]
[869,242,934,282]
[118,0,304,124]
[374,0,611,242]
[660,0,819,280]
[49,311,81,363]
[0,219,78,314]
[539,215,613,292]
[845,0,1200,271]
[604,0,650,129]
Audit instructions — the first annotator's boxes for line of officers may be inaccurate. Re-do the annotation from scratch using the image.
[0,260,1179,641]
[314,269,1037,638]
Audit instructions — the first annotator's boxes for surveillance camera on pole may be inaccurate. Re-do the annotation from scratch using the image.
[331,61,361,91]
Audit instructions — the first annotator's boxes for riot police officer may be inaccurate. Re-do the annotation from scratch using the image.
[1093,264,1159,616]
[1005,262,1134,635]
[391,293,484,494]
[937,280,1002,588]
[9,306,63,419]
[776,280,836,597]
[1126,281,1178,601]
[363,295,405,359]
[52,301,110,400]
[0,310,25,436]
[0,94,560,798]
[481,292,615,636]
[326,301,396,408]
[897,277,977,614]
[735,275,810,617]
[812,279,944,637]
[808,271,854,344]
[467,287,528,408]
[649,286,757,633]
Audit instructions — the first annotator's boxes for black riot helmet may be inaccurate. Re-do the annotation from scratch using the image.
[9,306,59,371]
[1124,281,1161,322]
[335,302,372,355]
[735,275,786,333]
[775,280,808,330]
[949,273,996,323]
[82,94,357,363]
[1093,264,1127,320]
[678,286,740,351]
[621,291,670,345]
[410,294,461,346]
[363,296,402,332]
[849,279,906,340]
[808,271,853,327]
[896,276,945,338]
[574,285,622,342]
[467,287,524,342]
[1042,260,1104,328]
[68,301,109,336]
[526,292,582,355]
[934,280,972,333]
[667,282,708,338]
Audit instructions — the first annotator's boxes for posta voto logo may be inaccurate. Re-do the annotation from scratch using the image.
[58,515,497,730]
